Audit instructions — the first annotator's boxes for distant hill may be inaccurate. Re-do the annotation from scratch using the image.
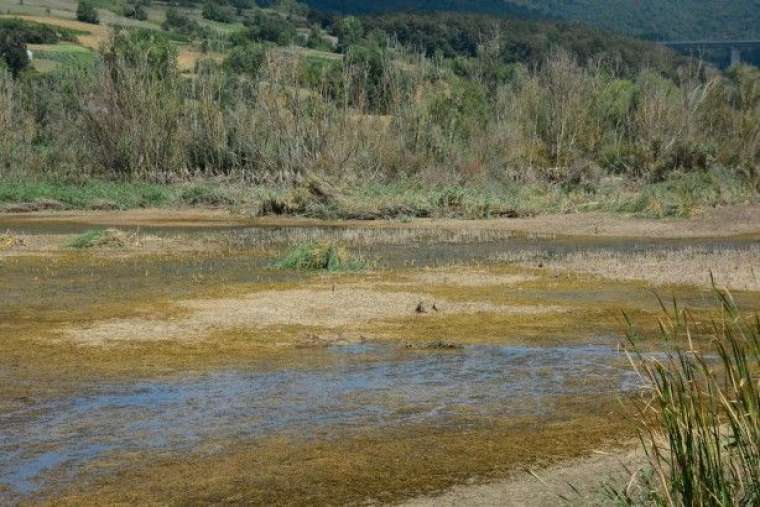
[304,0,760,41]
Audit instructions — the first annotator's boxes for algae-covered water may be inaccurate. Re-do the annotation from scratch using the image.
[0,342,642,499]
[0,218,757,504]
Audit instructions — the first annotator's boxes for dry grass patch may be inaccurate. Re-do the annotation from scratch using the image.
[411,270,537,287]
[177,49,224,72]
[536,247,760,291]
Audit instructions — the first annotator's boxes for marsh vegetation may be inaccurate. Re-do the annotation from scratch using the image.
[0,214,758,504]
[1,0,759,504]
[614,292,760,505]
[1,2,760,218]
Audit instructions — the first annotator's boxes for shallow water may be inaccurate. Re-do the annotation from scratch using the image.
[1,220,757,503]
[0,342,641,499]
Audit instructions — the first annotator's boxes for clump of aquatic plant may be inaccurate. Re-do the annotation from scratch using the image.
[274,241,368,271]
[68,228,129,249]
[613,289,760,505]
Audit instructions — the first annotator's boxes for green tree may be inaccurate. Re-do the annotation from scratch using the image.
[0,30,30,77]
[202,1,233,23]
[107,29,178,78]
[345,45,395,112]
[229,0,251,16]
[224,43,267,76]
[335,16,363,53]
[162,7,201,34]
[76,0,99,24]
[124,1,148,21]
[247,12,297,45]
[305,25,331,50]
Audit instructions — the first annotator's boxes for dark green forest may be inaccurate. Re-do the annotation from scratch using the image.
[304,0,760,41]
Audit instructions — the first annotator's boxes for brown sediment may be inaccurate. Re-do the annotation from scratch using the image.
[62,287,560,345]
[40,398,633,506]
[246,204,760,238]
[3,204,760,238]
[0,208,250,229]
[408,269,537,287]
[0,232,233,259]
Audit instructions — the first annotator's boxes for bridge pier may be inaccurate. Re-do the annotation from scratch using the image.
[662,40,759,68]
[730,46,742,66]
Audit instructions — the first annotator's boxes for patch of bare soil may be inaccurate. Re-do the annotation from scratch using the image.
[400,445,645,507]
[62,288,560,345]
[411,270,536,287]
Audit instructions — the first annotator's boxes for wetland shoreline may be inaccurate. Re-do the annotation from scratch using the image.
[1,207,758,505]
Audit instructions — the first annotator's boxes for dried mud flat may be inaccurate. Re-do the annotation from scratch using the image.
[62,287,561,345]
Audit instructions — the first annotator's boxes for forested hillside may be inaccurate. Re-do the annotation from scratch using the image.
[358,13,681,73]
[305,0,760,40]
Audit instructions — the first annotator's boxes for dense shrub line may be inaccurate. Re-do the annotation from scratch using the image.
[1,29,759,199]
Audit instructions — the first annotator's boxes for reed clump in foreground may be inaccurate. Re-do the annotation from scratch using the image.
[616,290,759,505]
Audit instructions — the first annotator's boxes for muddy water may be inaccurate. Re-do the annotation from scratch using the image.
[0,342,642,499]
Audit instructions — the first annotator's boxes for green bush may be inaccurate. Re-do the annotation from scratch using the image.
[179,185,234,206]
[246,11,297,45]
[305,25,332,51]
[335,16,363,53]
[124,2,148,21]
[0,30,29,77]
[162,8,202,35]
[67,229,127,249]
[76,0,99,24]
[224,43,266,76]
[0,19,80,44]
[202,1,233,23]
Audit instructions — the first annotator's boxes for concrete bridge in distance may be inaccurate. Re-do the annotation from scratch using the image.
[662,40,760,66]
